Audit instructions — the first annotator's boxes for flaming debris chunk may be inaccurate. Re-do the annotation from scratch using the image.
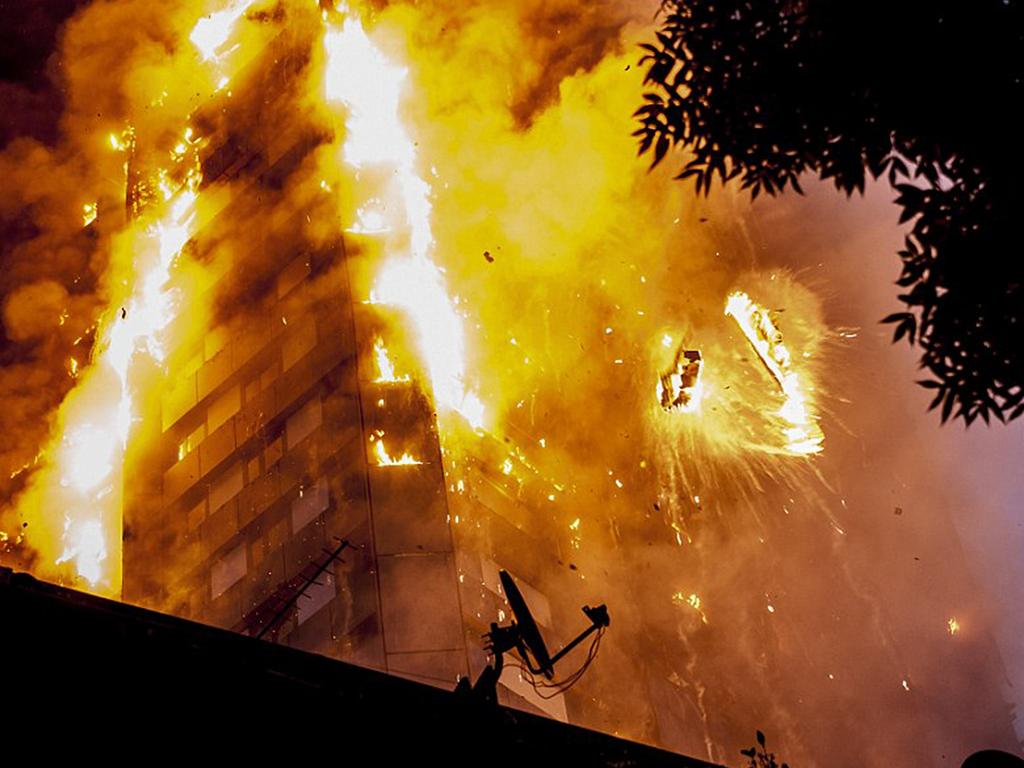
[657,346,704,412]
[82,202,98,228]
[724,291,824,455]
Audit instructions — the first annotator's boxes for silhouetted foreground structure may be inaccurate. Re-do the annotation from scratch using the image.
[0,566,719,766]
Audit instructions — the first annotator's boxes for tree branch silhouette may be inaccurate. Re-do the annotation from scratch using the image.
[636,0,1024,425]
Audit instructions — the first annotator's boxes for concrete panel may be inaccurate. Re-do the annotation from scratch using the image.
[387,649,468,688]
[378,553,463,655]
[369,463,451,555]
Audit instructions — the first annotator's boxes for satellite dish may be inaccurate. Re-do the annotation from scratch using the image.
[499,570,554,679]
[455,570,610,705]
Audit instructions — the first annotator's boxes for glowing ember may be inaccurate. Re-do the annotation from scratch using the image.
[372,337,410,383]
[725,291,824,455]
[948,617,960,635]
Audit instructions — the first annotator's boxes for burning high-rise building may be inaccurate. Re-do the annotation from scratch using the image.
[109,5,587,724]
[1,2,1020,765]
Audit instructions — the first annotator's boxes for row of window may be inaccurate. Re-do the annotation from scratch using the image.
[175,315,317,466]
[192,394,324,533]
[208,397,329,604]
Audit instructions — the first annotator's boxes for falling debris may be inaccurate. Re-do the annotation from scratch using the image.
[725,290,824,455]
[657,345,704,413]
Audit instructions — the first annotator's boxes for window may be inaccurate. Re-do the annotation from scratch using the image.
[209,461,244,511]
[211,543,246,599]
[187,499,207,532]
[265,436,283,468]
[297,572,335,625]
[244,375,260,405]
[282,319,316,372]
[285,396,322,449]
[291,478,329,533]
[204,326,230,362]
[177,423,207,462]
[207,384,240,434]
[182,350,203,379]
[260,358,280,392]
[277,254,311,299]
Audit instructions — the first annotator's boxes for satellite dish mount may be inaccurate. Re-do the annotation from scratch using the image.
[456,570,610,705]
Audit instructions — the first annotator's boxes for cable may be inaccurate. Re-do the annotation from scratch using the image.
[511,627,606,699]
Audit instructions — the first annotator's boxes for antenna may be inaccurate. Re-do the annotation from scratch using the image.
[455,570,610,705]
[239,538,350,641]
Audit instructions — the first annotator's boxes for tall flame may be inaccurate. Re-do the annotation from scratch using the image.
[29,173,200,593]
[8,3,258,593]
[323,14,485,431]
